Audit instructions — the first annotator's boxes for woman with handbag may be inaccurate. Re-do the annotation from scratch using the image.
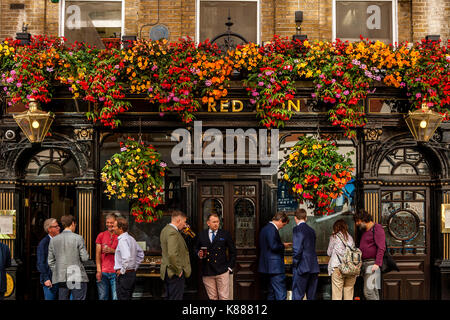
[327,219,359,300]
[354,210,386,300]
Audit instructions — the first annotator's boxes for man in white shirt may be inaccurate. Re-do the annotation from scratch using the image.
[113,217,144,300]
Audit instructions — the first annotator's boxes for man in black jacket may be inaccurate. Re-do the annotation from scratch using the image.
[196,213,236,300]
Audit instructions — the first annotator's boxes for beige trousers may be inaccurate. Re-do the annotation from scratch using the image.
[331,268,357,300]
[202,271,230,300]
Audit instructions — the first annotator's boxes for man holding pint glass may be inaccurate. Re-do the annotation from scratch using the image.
[196,213,236,300]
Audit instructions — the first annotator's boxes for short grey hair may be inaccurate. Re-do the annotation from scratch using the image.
[44,218,57,233]
[105,213,118,220]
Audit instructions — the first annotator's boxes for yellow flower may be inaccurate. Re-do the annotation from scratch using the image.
[136,156,140,160]
[283,174,289,180]
[301,148,308,156]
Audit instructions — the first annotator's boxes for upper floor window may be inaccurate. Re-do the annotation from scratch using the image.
[333,0,397,44]
[60,0,124,48]
[196,0,260,48]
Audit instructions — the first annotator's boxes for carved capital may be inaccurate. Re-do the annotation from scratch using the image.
[364,128,383,141]
[74,128,93,141]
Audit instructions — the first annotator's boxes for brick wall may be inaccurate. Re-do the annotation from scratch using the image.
[0,0,448,44]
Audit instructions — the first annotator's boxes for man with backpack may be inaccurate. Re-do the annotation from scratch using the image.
[354,210,385,300]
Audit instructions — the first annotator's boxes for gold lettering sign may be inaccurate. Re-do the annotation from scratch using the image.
[202,99,307,113]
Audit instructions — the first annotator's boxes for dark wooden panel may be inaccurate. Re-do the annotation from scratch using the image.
[405,279,425,300]
[383,279,401,300]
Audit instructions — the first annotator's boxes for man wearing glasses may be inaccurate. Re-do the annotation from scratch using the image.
[37,218,60,300]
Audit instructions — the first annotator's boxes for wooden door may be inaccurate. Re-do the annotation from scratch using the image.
[25,187,52,300]
[380,189,430,299]
[198,180,260,300]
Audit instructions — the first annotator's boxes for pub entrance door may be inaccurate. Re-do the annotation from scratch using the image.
[375,147,434,299]
[198,180,260,300]
[24,185,76,300]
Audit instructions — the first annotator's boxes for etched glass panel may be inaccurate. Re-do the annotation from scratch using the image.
[234,198,255,247]
[202,198,223,229]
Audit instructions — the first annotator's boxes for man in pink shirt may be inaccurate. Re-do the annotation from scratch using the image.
[96,213,119,300]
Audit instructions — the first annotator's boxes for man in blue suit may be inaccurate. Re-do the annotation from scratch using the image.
[292,208,320,300]
[258,212,290,300]
[37,218,60,300]
[0,242,11,300]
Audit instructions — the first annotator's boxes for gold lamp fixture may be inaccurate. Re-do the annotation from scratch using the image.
[13,99,55,143]
[405,103,444,142]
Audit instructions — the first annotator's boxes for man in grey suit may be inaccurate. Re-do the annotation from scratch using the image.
[48,215,90,300]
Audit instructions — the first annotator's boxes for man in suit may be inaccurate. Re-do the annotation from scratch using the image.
[48,214,90,300]
[160,209,191,300]
[37,218,60,300]
[0,242,11,300]
[196,213,236,300]
[292,208,320,300]
[258,211,290,300]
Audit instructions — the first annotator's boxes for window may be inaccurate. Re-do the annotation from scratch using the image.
[196,0,260,46]
[333,0,397,44]
[60,0,124,48]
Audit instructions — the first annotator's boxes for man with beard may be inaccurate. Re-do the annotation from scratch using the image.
[354,210,385,300]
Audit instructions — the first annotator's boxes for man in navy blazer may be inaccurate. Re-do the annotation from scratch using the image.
[292,208,320,300]
[196,213,236,300]
[37,218,60,300]
[258,212,290,300]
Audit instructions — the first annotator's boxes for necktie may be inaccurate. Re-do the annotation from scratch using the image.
[211,231,216,242]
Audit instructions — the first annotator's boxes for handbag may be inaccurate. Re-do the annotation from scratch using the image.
[372,225,400,273]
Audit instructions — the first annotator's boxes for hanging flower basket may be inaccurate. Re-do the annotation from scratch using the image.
[279,136,354,215]
[101,137,167,223]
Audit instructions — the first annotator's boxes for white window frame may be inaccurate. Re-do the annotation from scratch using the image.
[59,0,125,39]
[196,0,260,45]
[332,0,398,44]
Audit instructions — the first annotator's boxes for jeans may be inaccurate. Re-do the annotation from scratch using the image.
[97,272,117,300]
[42,283,59,300]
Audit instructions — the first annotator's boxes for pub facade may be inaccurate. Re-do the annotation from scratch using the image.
[0,0,449,300]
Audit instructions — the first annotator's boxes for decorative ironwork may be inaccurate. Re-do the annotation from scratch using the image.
[378,147,430,176]
[388,209,420,241]
[211,14,248,53]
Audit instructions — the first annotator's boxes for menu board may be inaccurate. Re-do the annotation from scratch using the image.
[0,210,15,239]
